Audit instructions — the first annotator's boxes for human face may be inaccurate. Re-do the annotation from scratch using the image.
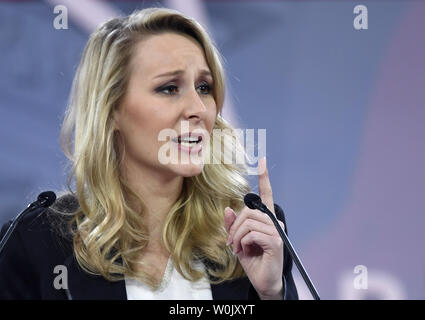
[114,32,217,180]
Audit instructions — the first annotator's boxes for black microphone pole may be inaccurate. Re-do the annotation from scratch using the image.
[0,191,56,257]
[244,193,320,300]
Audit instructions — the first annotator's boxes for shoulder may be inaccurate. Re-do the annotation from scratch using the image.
[0,192,80,299]
[1,192,79,246]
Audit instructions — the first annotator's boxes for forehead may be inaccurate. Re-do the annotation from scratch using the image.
[129,32,210,77]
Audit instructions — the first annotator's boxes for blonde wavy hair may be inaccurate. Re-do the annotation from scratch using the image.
[59,7,251,289]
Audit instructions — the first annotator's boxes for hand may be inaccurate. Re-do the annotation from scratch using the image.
[224,157,285,300]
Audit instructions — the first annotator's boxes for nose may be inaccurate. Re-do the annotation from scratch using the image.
[182,87,207,121]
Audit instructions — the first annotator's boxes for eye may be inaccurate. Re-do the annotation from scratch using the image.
[197,82,212,95]
[156,84,179,95]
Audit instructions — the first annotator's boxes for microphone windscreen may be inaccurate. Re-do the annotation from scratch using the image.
[244,193,262,210]
[50,193,79,214]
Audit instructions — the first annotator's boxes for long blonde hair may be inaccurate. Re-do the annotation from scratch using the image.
[59,7,250,288]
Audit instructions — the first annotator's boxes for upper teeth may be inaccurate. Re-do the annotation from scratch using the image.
[181,137,198,142]
[171,135,203,144]
[176,136,200,143]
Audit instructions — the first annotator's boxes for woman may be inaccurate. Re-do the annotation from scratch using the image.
[0,7,298,300]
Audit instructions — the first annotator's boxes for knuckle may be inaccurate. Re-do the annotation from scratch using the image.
[240,235,249,246]
[241,207,250,215]
[253,209,266,220]
[275,236,283,247]
[246,210,259,221]
[271,236,283,250]
[246,218,256,229]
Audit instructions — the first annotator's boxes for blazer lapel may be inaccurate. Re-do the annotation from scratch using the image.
[205,259,257,300]
[63,255,256,300]
[64,254,127,300]
[210,278,256,300]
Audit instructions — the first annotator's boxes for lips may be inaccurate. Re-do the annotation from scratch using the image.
[172,132,204,144]
[171,132,205,153]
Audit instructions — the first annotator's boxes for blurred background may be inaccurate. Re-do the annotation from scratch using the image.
[0,0,424,299]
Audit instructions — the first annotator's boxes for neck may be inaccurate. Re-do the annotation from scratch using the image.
[122,162,184,244]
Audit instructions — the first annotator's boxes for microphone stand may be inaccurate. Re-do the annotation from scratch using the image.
[245,194,321,300]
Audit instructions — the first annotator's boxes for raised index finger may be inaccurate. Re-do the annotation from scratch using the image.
[258,157,275,214]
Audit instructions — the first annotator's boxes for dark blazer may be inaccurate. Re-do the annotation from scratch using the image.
[0,193,298,300]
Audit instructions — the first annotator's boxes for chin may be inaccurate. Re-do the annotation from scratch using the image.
[171,162,205,177]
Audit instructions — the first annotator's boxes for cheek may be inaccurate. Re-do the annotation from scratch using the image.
[122,99,159,133]
[116,107,156,154]
[125,110,182,159]
[124,110,149,137]
[206,101,218,131]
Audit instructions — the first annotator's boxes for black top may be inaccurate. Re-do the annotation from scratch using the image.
[0,194,298,300]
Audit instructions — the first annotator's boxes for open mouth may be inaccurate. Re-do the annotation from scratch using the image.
[170,132,204,154]
[172,133,203,147]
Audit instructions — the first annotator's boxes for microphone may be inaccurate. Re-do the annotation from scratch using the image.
[244,193,320,300]
[0,191,56,257]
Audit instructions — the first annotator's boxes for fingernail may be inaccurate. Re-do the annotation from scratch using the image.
[226,236,232,246]
[226,207,237,217]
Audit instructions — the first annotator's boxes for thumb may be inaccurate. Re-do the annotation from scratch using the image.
[224,207,237,233]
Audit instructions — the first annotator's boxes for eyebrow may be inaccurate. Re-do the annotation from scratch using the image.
[153,69,212,79]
